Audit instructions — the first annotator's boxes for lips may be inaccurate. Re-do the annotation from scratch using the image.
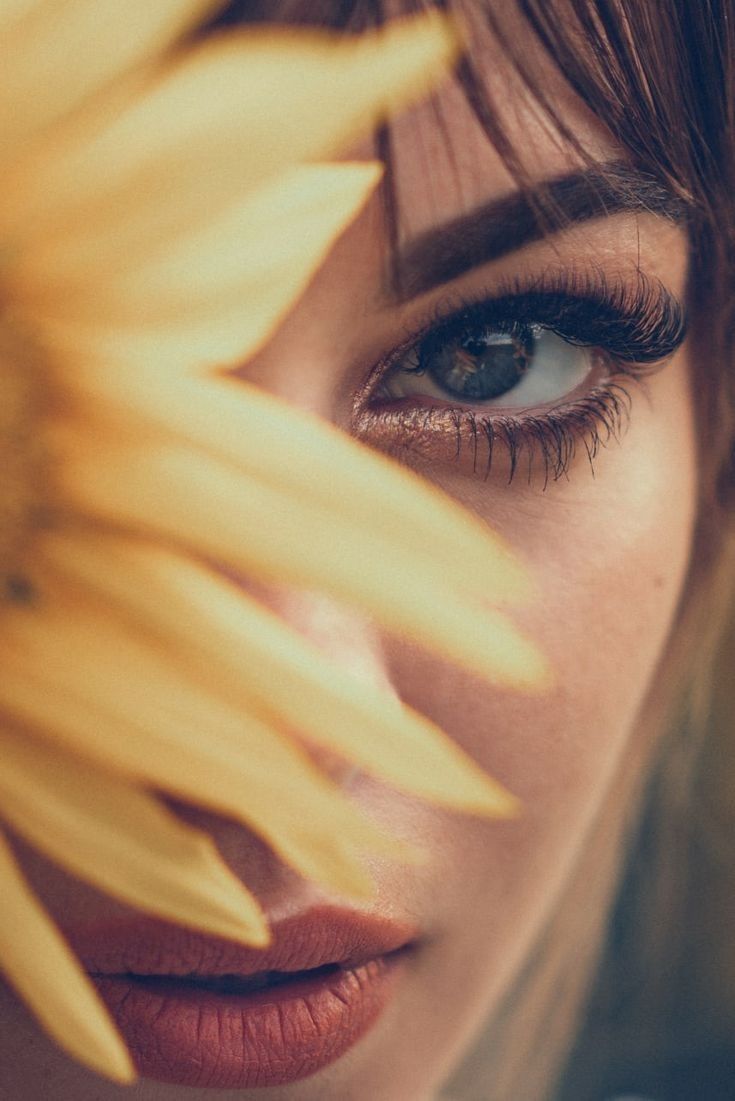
[69,906,416,1089]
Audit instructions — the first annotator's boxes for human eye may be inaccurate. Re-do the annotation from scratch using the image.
[355,269,687,485]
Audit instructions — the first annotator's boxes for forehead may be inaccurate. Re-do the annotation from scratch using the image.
[384,1,621,242]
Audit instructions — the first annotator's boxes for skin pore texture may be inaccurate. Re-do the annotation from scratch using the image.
[0,12,696,1101]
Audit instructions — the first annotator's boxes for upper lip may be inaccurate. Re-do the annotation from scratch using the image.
[67,905,418,979]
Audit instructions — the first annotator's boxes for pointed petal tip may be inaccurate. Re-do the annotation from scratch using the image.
[99,1049,137,1085]
[366,7,461,71]
[70,1034,136,1086]
[516,648,555,694]
[47,992,137,1086]
[207,917,272,951]
[440,764,521,821]
[474,624,553,695]
[331,872,376,905]
[476,785,523,821]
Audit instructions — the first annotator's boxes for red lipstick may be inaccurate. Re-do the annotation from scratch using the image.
[69,906,415,1089]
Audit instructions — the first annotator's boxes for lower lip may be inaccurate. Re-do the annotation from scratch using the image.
[91,952,406,1088]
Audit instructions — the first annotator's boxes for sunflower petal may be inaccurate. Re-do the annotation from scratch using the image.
[0,598,407,897]
[0,829,135,1083]
[0,724,270,945]
[56,440,549,690]
[58,369,531,603]
[0,0,218,156]
[0,0,43,23]
[45,531,519,815]
[3,13,456,253]
[20,163,382,371]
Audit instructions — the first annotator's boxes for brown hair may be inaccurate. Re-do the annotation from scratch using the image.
[207,2,735,1097]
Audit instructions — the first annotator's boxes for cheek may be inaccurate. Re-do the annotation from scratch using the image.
[381,355,695,985]
[424,355,695,800]
[516,359,695,807]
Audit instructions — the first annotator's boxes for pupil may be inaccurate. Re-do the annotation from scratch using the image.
[423,328,534,402]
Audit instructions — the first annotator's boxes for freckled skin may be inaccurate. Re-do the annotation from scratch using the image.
[0,24,696,1101]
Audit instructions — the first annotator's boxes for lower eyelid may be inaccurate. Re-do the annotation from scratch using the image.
[353,376,641,487]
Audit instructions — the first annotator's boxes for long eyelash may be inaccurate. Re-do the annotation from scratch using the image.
[381,382,635,489]
[468,382,635,489]
[422,267,687,366]
[359,268,686,487]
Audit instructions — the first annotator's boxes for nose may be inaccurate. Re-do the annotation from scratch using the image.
[161,582,396,903]
[230,578,397,781]
[212,203,397,815]
[261,586,392,690]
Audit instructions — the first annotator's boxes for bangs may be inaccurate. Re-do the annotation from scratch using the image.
[203,0,730,226]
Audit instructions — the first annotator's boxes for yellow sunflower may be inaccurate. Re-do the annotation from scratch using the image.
[0,0,549,1085]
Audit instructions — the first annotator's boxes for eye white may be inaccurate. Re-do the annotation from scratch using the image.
[497,330,592,407]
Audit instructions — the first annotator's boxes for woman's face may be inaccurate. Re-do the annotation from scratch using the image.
[0,12,696,1101]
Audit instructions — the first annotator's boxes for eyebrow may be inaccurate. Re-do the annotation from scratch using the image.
[391,162,688,302]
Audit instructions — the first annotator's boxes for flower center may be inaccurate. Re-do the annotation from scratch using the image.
[0,321,50,604]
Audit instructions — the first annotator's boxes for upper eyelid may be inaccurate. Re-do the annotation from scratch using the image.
[427,293,669,352]
[384,271,687,373]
